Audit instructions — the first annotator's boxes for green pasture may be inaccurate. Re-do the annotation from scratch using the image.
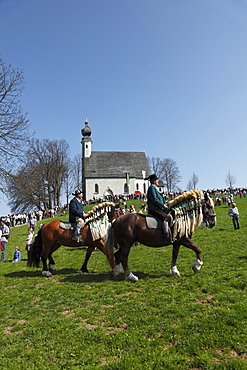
[1,196,247,369]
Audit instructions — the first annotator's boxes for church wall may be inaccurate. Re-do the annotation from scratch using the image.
[85,178,148,200]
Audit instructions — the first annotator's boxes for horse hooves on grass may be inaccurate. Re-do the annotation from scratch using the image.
[81,267,89,273]
[192,265,200,273]
[42,270,52,277]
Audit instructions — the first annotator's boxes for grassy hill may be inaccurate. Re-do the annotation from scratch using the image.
[0,195,247,369]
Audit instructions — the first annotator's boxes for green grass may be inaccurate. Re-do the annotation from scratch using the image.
[0,197,247,369]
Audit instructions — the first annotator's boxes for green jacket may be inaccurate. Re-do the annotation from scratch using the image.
[147,184,165,211]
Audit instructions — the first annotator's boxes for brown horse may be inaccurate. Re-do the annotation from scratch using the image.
[28,202,123,276]
[106,190,216,282]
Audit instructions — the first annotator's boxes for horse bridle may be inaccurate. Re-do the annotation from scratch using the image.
[202,200,216,226]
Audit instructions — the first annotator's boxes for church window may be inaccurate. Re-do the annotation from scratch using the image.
[94,183,99,194]
[124,183,129,193]
[136,183,139,190]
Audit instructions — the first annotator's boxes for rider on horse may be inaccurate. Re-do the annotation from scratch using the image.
[146,174,172,241]
[69,189,88,242]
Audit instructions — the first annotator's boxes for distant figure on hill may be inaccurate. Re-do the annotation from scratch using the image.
[228,203,240,230]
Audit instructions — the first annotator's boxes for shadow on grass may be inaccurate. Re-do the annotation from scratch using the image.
[59,270,175,283]
[4,267,180,282]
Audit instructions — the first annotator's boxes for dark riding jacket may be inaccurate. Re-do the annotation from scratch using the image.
[147,184,166,211]
[69,197,85,223]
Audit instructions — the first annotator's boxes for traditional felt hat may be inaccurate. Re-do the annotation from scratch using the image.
[145,174,158,182]
[72,189,83,196]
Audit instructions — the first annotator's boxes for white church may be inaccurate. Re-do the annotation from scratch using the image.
[81,119,151,201]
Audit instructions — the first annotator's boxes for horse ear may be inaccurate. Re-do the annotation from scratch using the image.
[204,192,209,201]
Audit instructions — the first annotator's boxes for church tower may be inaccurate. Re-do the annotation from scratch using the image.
[81,118,92,195]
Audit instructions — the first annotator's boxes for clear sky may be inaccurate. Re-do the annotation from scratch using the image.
[1,0,247,215]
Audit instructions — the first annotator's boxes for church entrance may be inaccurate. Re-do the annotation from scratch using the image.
[103,187,114,199]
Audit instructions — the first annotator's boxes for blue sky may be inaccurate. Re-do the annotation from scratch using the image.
[1,0,247,214]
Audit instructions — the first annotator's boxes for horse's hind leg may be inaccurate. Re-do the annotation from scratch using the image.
[42,243,60,277]
[48,255,55,273]
[41,253,52,277]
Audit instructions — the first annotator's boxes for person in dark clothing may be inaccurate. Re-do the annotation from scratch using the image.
[146,174,172,239]
[69,189,88,242]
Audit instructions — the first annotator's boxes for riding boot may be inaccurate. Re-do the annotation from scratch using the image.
[162,221,173,243]
[72,224,81,242]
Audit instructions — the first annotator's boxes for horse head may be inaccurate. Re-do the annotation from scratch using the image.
[202,193,216,228]
[107,204,124,222]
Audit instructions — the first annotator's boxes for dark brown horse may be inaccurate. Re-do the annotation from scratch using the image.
[106,191,216,282]
[28,202,123,276]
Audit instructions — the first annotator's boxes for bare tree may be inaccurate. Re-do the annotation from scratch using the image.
[71,154,82,190]
[225,170,236,189]
[162,158,182,193]
[7,138,70,212]
[187,172,199,190]
[187,179,193,191]
[148,156,181,192]
[0,56,30,189]
[147,157,163,178]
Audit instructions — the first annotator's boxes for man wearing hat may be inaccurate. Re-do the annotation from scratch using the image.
[146,174,172,240]
[69,190,88,242]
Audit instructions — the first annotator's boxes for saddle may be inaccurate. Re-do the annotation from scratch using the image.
[145,210,175,229]
[59,221,74,231]
[145,215,163,229]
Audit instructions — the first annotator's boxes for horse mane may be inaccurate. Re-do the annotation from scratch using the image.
[168,190,204,239]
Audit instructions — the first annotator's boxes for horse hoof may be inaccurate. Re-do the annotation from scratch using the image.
[49,264,55,272]
[42,270,52,277]
[125,272,138,282]
[191,259,203,273]
[81,268,89,273]
[170,266,180,276]
[112,264,122,276]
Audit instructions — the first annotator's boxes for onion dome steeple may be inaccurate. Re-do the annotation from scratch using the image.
[81,118,92,137]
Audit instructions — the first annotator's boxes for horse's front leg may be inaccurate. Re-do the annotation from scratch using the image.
[170,241,181,276]
[120,244,138,282]
[180,236,203,273]
[81,245,95,273]
[81,240,106,273]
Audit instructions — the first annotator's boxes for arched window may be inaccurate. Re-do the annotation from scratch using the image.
[136,183,139,190]
[124,183,129,193]
[94,183,99,194]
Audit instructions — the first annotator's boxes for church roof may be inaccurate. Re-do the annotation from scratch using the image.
[84,151,150,179]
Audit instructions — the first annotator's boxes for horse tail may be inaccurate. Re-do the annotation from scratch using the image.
[105,224,116,269]
[28,227,43,268]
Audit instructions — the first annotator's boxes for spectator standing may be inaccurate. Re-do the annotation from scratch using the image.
[228,203,240,230]
[12,246,21,262]
[0,219,10,261]
[25,228,34,255]
[29,215,36,230]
